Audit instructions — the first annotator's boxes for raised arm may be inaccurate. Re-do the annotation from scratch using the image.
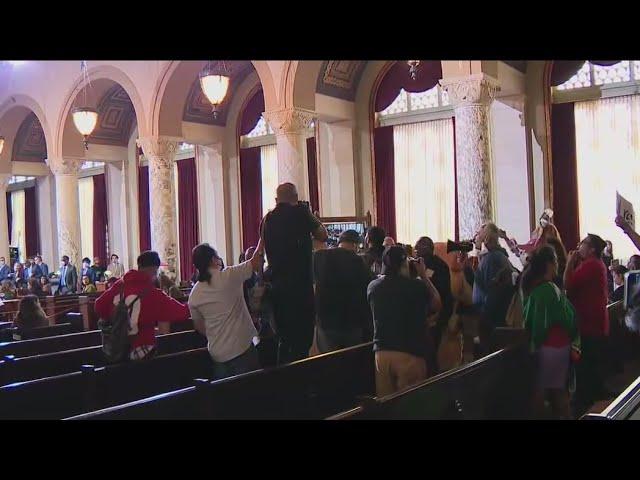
[616,215,640,253]
[414,257,442,315]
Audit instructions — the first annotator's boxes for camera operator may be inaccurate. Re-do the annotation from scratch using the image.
[261,182,328,364]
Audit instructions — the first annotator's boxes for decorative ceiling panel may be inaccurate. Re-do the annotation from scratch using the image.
[503,61,527,73]
[183,61,254,125]
[12,112,46,163]
[316,61,367,101]
[89,85,136,146]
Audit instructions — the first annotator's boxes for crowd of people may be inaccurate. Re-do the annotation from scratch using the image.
[38,181,637,419]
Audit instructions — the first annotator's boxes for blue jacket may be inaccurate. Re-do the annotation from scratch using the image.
[0,264,10,281]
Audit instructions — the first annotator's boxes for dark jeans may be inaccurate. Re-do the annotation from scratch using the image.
[271,285,315,365]
[212,344,261,381]
[573,335,606,416]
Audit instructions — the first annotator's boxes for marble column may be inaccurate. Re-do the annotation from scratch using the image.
[440,74,500,239]
[0,174,11,260]
[264,108,315,199]
[46,157,83,268]
[137,136,179,275]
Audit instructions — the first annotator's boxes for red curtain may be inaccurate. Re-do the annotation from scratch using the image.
[551,102,580,250]
[240,147,262,252]
[373,126,396,240]
[240,89,265,136]
[375,61,443,112]
[177,158,199,282]
[6,192,12,246]
[24,186,39,257]
[306,136,320,214]
[92,174,108,267]
[138,164,151,252]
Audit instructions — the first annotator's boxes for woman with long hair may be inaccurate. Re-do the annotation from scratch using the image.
[545,236,568,289]
[188,239,265,380]
[15,294,49,331]
[363,226,386,276]
[521,245,580,419]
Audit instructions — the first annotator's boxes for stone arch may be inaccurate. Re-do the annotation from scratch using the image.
[0,94,53,171]
[55,64,146,159]
[151,61,277,138]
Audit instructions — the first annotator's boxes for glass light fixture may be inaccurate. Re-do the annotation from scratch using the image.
[407,60,421,80]
[0,136,4,155]
[72,61,98,150]
[199,61,231,118]
[72,107,98,149]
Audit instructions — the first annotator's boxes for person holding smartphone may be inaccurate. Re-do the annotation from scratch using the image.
[368,246,442,396]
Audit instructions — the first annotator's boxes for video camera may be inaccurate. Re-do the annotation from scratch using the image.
[446,239,474,254]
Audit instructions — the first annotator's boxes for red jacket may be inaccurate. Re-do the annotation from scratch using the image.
[94,270,190,349]
[566,257,609,337]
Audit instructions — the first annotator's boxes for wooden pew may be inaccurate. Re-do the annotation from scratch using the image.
[0,330,102,357]
[67,342,376,420]
[582,374,640,420]
[0,321,13,330]
[0,348,213,420]
[327,343,532,420]
[0,329,206,385]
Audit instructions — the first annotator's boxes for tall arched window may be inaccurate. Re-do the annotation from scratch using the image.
[554,60,640,260]
[373,61,456,245]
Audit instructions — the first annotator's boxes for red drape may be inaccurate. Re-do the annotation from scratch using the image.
[138,164,151,252]
[373,126,396,240]
[240,89,265,136]
[306,136,320,214]
[92,174,108,267]
[240,147,262,252]
[177,158,199,282]
[24,186,39,257]
[6,192,12,246]
[551,102,580,249]
[375,60,443,112]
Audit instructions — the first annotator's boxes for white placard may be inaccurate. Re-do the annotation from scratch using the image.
[617,191,635,231]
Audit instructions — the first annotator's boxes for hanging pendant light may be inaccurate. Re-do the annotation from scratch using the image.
[199,61,231,119]
[0,136,5,156]
[72,61,98,150]
[407,60,421,80]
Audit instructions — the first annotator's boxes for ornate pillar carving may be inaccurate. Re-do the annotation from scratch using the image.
[0,174,12,260]
[46,157,83,268]
[440,74,500,239]
[137,136,179,274]
[264,108,315,199]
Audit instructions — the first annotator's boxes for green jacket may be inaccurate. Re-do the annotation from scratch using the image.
[523,282,580,352]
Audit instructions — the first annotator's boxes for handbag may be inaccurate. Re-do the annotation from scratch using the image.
[505,287,525,328]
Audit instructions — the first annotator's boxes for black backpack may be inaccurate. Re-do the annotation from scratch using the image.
[98,284,146,363]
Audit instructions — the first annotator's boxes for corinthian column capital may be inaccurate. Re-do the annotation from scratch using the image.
[440,74,500,107]
[46,157,84,176]
[137,136,179,167]
[264,108,315,135]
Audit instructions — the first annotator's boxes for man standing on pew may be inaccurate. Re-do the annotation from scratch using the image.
[95,251,191,360]
[261,183,328,364]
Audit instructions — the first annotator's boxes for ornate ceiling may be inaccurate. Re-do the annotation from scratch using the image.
[12,112,46,163]
[316,61,367,101]
[89,85,137,147]
[503,61,526,73]
[183,61,254,125]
